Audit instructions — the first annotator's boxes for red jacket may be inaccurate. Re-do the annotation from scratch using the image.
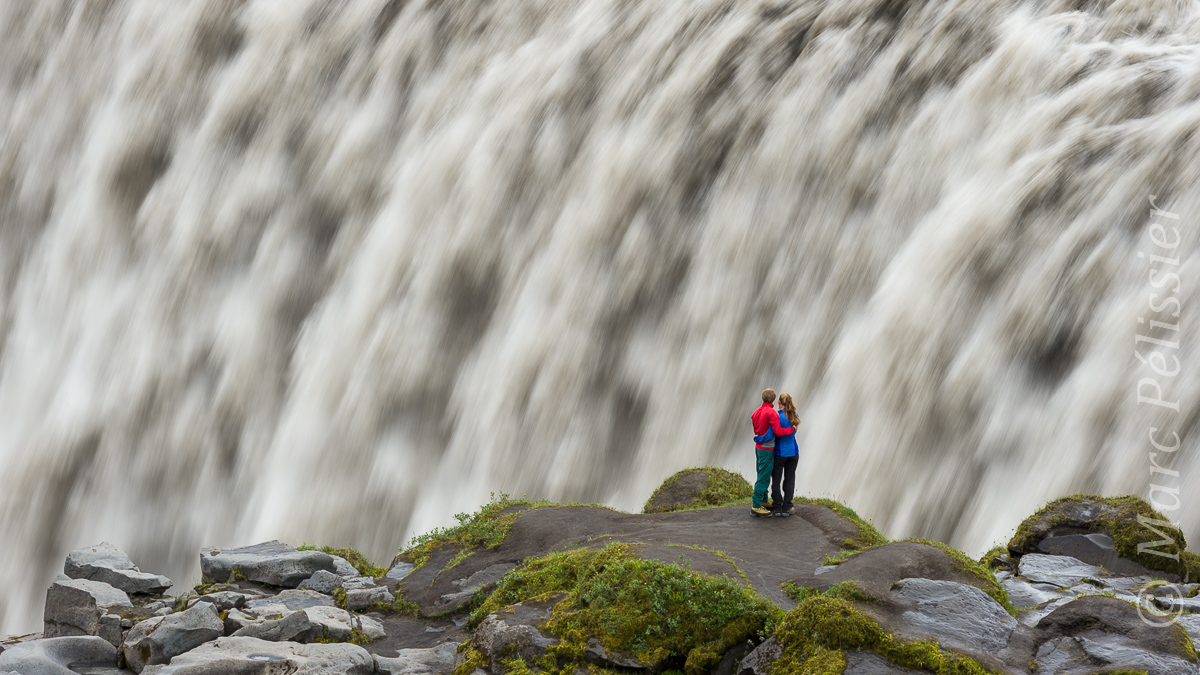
[752,402,790,450]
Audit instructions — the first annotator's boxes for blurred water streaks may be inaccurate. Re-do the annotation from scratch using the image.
[2,0,1200,634]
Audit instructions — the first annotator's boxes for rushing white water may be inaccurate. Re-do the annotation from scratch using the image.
[2,0,1200,634]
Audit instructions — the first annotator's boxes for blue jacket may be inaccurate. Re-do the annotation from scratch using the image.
[754,413,797,457]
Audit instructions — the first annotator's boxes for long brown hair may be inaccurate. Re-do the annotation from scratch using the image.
[778,393,799,426]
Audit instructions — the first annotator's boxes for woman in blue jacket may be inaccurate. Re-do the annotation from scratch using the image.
[753,393,800,516]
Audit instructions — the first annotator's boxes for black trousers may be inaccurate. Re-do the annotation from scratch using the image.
[771,454,798,511]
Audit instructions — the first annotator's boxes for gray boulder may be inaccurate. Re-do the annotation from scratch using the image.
[375,642,459,675]
[43,578,132,647]
[199,541,336,587]
[1002,576,1061,609]
[1152,595,1200,614]
[345,585,392,611]
[245,589,334,618]
[469,595,563,675]
[122,601,223,673]
[1017,554,1103,588]
[191,591,247,612]
[64,542,172,595]
[221,608,259,636]
[298,570,344,595]
[139,637,373,674]
[0,636,116,675]
[737,636,781,675]
[230,609,311,642]
[302,606,386,643]
[891,578,1016,654]
[331,557,359,578]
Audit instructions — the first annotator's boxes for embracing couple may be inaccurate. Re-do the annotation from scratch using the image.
[750,388,800,518]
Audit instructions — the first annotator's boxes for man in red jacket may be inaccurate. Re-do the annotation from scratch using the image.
[751,389,791,517]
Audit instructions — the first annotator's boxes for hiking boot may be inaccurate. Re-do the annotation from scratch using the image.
[751,506,772,517]
[775,509,792,517]
[786,506,796,515]
[762,500,774,509]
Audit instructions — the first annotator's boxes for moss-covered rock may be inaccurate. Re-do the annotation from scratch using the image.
[1007,495,1188,578]
[462,543,781,675]
[642,467,753,514]
[769,596,996,675]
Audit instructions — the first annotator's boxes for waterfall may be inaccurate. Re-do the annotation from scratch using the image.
[2,0,1199,634]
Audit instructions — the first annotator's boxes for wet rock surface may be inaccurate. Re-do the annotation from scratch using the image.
[0,635,116,675]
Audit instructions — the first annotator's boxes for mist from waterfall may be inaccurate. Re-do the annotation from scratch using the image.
[3,0,1200,634]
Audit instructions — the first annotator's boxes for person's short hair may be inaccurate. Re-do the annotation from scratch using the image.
[762,388,776,403]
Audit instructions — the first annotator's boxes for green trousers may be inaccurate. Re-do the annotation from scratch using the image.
[753,447,775,507]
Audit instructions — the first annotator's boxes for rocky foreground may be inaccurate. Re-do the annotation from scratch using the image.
[2,467,1199,675]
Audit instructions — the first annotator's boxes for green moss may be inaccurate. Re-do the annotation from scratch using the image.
[641,467,754,514]
[902,539,1016,617]
[770,597,998,675]
[401,495,620,573]
[311,627,373,646]
[1008,495,1187,577]
[296,544,387,578]
[361,588,421,617]
[231,567,247,582]
[468,543,782,675]
[794,498,887,551]
[978,546,1008,568]
[783,581,876,606]
[1182,551,1200,583]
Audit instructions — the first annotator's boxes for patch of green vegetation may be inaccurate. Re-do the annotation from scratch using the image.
[794,497,888,551]
[332,588,347,610]
[361,589,421,617]
[467,543,782,675]
[641,467,754,514]
[172,595,190,613]
[902,539,1016,617]
[1008,495,1187,578]
[231,567,247,582]
[769,596,999,675]
[978,546,1009,568]
[783,581,876,606]
[400,494,618,573]
[311,627,373,646]
[297,544,387,578]
[1182,551,1200,583]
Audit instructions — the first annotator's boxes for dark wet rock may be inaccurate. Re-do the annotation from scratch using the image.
[1007,495,1186,579]
[435,563,517,613]
[0,636,116,675]
[138,636,373,674]
[787,541,999,602]
[345,585,392,611]
[298,569,344,595]
[230,608,311,642]
[64,543,173,596]
[736,636,781,675]
[711,640,754,675]
[122,601,223,673]
[43,578,132,647]
[399,504,852,616]
[469,595,563,675]
[1037,533,1154,577]
[1016,554,1102,588]
[843,651,922,674]
[200,541,337,587]
[642,467,752,514]
[375,642,459,675]
[1152,595,1200,614]
[891,578,1016,654]
[1030,595,1199,674]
